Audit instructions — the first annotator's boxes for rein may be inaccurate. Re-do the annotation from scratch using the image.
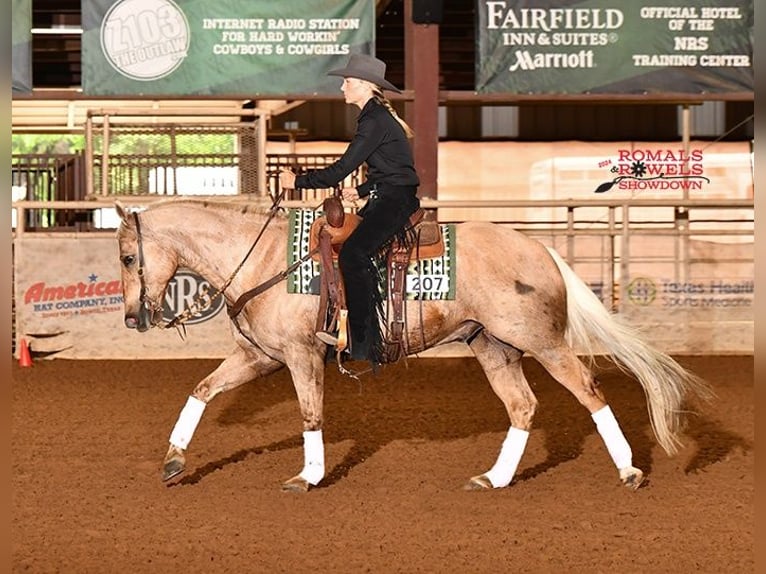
[227,248,318,319]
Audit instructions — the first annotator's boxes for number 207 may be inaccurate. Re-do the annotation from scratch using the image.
[407,275,446,293]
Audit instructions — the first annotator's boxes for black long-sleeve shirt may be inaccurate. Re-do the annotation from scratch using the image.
[294,99,419,198]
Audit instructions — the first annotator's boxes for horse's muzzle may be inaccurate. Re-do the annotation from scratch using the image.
[124,314,152,332]
[124,305,156,332]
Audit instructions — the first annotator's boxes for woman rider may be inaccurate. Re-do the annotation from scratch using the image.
[279,53,420,366]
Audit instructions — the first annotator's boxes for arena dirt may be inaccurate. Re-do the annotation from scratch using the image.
[12,355,753,573]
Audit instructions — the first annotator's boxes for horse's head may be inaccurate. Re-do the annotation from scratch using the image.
[115,201,179,332]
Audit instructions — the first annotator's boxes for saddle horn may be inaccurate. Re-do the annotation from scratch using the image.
[322,188,345,228]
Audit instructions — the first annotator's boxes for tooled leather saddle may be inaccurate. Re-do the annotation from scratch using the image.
[310,196,445,364]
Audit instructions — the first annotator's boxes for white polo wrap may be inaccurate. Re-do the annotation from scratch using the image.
[299,430,325,486]
[169,395,207,450]
[592,405,633,470]
[485,426,530,488]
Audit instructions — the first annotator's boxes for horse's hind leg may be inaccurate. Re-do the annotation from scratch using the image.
[162,346,282,482]
[534,343,644,490]
[466,331,538,490]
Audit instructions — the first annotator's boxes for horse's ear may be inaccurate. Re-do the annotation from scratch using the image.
[114,200,131,224]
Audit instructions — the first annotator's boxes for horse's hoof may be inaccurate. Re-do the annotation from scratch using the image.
[464,474,493,491]
[162,459,185,482]
[281,475,310,493]
[619,466,645,490]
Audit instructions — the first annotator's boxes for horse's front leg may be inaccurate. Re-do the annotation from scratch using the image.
[280,343,328,493]
[162,346,281,482]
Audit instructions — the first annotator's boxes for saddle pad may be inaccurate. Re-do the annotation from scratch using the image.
[287,209,456,300]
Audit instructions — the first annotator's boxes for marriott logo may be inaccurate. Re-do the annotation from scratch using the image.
[510,49,595,70]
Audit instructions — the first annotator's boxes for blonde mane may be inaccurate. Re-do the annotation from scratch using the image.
[146,198,288,218]
[115,198,290,247]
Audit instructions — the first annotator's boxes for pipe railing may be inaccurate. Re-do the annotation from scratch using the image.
[12,197,753,312]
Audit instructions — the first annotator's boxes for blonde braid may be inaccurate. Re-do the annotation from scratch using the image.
[373,88,414,138]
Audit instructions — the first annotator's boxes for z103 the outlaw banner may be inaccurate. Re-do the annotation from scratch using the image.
[82,0,374,96]
[476,0,753,95]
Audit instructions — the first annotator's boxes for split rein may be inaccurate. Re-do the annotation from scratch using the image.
[132,193,319,337]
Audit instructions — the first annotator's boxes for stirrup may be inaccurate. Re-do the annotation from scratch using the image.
[315,331,339,346]
[336,309,348,352]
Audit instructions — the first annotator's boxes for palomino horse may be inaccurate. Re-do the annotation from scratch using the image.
[115,199,708,492]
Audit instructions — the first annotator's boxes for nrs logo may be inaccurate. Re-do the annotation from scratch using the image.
[162,270,224,324]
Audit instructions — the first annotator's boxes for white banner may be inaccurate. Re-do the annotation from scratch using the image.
[14,236,236,359]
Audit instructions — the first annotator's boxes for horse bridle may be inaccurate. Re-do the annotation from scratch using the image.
[132,211,166,328]
[129,192,319,333]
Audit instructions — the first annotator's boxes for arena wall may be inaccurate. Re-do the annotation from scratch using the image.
[12,140,753,359]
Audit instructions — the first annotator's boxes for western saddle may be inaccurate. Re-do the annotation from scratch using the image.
[309,196,445,364]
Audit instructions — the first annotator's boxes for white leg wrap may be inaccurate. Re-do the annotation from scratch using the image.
[592,405,633,470]
[299,430,325,486]
[484,427,530,488]
[169,396,206,450]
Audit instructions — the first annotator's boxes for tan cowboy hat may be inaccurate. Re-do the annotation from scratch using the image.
[327,53,401,93]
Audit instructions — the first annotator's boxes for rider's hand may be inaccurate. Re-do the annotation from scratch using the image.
[341,187,360,202]
[279,169,296,190]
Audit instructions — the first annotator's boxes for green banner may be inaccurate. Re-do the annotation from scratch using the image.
[82,0,374,96]
[476,0,753,95]
[12,0,32,93]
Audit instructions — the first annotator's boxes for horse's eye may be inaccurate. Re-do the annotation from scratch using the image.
[122,255,136,267]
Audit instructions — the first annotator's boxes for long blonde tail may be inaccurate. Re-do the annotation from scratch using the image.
[546,247,713,455]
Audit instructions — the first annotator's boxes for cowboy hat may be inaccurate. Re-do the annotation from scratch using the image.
[327,53,401,93]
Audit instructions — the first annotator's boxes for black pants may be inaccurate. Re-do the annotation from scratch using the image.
[338,185,419,363]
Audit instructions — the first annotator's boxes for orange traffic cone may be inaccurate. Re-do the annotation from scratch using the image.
[18,338,32,368]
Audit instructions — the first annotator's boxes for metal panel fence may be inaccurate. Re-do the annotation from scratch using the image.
[83,108,270,198]
[11,153,87,229]
[11,197,754,356]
